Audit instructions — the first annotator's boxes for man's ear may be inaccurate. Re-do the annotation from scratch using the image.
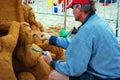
[77,4,82,12]
[78,4,81,9]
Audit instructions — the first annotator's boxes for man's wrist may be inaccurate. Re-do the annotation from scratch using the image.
[50,60,56,69]
[49,36,57,45]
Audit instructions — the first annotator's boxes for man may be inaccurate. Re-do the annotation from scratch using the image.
[37,0,120,80]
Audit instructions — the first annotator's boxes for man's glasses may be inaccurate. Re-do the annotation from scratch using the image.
[72,4,79,9]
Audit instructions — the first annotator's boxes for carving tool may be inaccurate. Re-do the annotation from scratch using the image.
[31,47,47,56]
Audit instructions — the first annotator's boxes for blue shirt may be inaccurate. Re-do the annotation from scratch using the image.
[49,14,120,79]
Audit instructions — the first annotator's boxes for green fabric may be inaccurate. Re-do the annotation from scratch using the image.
[59,29,68,38]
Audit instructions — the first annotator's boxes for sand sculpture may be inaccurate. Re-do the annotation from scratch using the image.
[22,4,65,60]
[0,0,65,80]
[13,22,51,80]
[0,21,20,80]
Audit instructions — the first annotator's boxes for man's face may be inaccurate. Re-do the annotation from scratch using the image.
[72,4,82,21]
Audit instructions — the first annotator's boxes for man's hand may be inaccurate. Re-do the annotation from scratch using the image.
[43,51,52,65]
[37,32,51,40]
[49,70,69,80]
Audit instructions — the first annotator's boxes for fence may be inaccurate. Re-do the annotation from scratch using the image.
[29,0,119,19]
